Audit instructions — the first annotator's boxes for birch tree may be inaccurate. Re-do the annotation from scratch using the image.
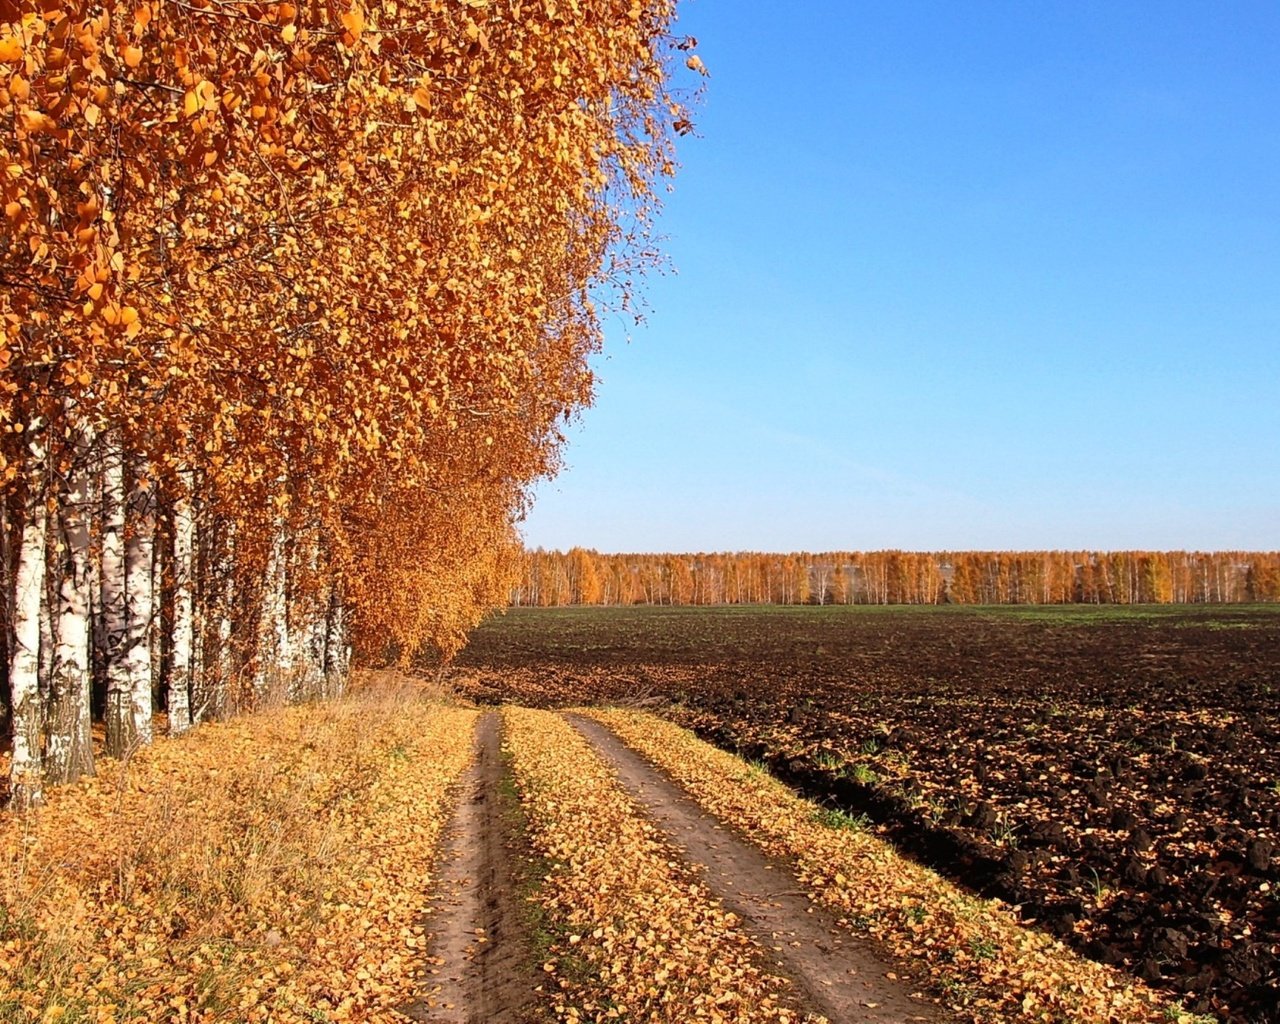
[46,413,95,784]
[8,428,48,808]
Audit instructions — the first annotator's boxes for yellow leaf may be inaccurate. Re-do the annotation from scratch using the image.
[341,6,365,41]
[0,37,21,63]
[281,23,297,43]
[183,90,199,117]
[123,44,142,68]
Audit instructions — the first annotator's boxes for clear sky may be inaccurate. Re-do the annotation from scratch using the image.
[521,1,1280,554]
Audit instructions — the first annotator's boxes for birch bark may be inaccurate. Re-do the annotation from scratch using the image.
[101,439,134,756]
[46,416,95,784]
[323,587,349,698]
[168,486,194,734]
[125,460,156,745]
[9,431,48,808]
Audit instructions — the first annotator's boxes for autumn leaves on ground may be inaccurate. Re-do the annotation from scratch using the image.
[0,673,1214,1024]
[3,1,1275,1023]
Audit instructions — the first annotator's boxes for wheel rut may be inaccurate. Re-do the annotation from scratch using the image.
[406,711,542,1024]
[568,713,949,1024]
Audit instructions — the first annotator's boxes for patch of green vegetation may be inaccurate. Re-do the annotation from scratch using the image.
[849,764,879,786]
[881,748,911,770]
[936,971,975,1006]
[813,750,844,772]
[813,807,871,832]
[969,936,999,960]
[990,815,1020,847]
[1163,1006,1219,1024]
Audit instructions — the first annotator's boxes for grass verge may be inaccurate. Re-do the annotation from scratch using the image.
[0,687,476,1023]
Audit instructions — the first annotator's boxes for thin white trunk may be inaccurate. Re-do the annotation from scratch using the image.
[47,415,95,784]
[293,544,325,700]
[125,459,155,746]
[168,486,194,735]
[151,520,164,692]
[189,520,206,721]
[9,432,48,808]
[38,560,53,700]
[101,439,134,756]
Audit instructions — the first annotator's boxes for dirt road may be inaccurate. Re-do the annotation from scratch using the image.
[418,708,947,1023]
[412,712,542,1023]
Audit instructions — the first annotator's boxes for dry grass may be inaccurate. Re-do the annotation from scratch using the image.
[0,685,476,1023]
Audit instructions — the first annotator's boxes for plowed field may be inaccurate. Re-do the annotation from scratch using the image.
[454,604,1280,1022]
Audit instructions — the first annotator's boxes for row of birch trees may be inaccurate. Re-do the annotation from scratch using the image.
[1,0,697,806]
[514,549,1280,607]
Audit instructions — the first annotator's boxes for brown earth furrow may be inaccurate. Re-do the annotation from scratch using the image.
[567,712,946,1024]
[410,711,543,1024]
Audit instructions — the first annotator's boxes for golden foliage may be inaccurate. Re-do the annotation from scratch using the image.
[1,0,696,660]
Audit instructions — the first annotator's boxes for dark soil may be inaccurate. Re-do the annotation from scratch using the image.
[454,604,1280,1023]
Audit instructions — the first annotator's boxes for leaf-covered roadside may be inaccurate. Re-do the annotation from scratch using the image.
[0,693,477,1023]
[501,706,823,1024]
[588,709,1191,1024]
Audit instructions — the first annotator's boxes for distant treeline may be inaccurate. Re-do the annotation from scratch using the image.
[512,550,1280,607]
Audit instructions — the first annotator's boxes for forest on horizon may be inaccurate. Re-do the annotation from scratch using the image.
[513,548,1280,607]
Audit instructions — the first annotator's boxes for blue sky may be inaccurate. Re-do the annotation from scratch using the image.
[521,1,1280,553]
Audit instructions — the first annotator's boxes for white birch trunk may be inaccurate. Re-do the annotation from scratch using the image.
[188,519,206,721]
[9,431,48,808]
[38,561,53,702]
[125,459,155,746]
[293,545,325,700]
[305,602,325,698]
[168,486,194,735]
[46,415,95,784]
[150,520,164,694]
[101,439,134,756]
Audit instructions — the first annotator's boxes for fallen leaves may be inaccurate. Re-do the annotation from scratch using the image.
[502,706,823,1023]
[590,708,1178,1024]
[0,694,477,1022]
